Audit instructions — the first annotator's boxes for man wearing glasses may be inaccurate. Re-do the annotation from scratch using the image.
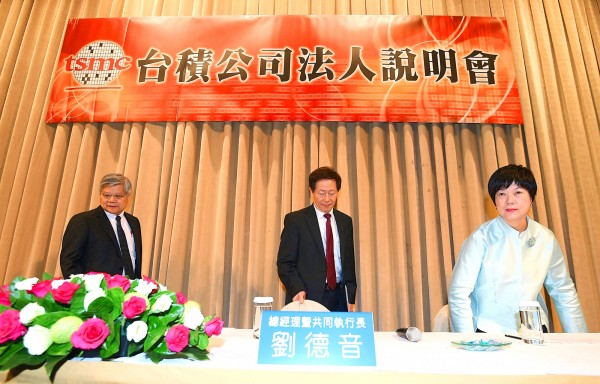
[60,173,142,279]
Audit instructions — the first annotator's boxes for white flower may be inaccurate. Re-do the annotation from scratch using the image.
[19,302,46,325]
[51,279,67,289]
[68,274,84,280]
[150,295,173,314]
[23,325,52,355]
[15,277,39,291]
[126,320,148,342]
[134,280,157,296]
[83,288,106,311]
[159,284,168,292]
[82,274,104,292]
[183,306,204,330]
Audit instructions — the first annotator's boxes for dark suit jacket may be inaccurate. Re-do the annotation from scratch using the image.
[277,205,357,305]
[60,206,142,279]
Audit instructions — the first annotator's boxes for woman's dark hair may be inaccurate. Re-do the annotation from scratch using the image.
[308,167,342,191]
[488,164,537,204]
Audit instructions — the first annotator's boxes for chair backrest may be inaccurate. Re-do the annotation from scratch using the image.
[281,299,329,312]
[433,304,452,332]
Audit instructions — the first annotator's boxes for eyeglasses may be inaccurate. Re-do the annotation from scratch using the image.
[101,193,126,200]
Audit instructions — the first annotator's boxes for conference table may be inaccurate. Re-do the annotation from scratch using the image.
[2,329,599,383]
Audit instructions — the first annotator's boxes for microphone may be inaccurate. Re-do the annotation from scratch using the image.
[396,327,422,342]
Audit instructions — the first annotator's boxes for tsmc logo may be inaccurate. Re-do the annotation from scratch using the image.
[64,41,132,86]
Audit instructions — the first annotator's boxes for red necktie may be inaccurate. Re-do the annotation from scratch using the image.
[324,213,336,289]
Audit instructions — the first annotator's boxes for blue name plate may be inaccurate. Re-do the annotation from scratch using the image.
[257,310,376,366]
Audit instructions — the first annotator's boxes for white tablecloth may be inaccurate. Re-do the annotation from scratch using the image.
[3,329,600,383]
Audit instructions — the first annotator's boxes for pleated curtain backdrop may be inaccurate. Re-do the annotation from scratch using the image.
[0,0,598,332]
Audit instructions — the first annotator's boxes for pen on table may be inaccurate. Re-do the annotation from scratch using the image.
[505,334,522,340]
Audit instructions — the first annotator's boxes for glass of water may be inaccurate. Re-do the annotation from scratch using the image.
[519,300,544,344]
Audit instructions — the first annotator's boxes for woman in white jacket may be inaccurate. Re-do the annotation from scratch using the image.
[448,164,587,334]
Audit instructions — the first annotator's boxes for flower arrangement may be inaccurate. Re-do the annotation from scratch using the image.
[0,272,224,379]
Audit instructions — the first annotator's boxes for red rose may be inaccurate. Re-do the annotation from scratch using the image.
[71,318,110,350]
[0,285,10,307]
[86,271,109,277]
[204,317,224,337]
[176,292,188,304]
[30,279,54,298]
[0,309,27,344]
[107,274,131,293]
[165,325,190,352]
[122,296,147,319]
[52,281,81,304]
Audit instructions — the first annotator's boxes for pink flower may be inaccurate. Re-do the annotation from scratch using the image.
[122,296,147,319]
[71,318,109,350]
[0,310,27,344]
[176,292,187,304]
[51,281,81,304]
[165,325,189,352]
[204,317,224,337]
[0,285,10,307]
[86,271,109,277]
[30,279,54,298]
[107,274,131,293]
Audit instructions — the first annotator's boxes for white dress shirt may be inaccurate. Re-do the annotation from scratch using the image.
[104,211,136,273]
[313,206,342,284]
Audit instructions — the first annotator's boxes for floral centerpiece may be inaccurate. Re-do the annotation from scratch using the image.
[0,272,224,379]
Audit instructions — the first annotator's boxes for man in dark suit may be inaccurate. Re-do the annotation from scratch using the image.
[60,173,142,279]
[277,167,357,312]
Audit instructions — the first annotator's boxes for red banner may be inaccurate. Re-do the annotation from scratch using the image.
[46,16,523,124]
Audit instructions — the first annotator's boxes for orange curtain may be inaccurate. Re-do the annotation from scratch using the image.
[0,0,598,332]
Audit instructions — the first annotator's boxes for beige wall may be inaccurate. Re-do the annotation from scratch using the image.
[0,0,598,331]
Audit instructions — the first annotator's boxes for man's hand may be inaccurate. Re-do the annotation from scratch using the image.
[293,291,306,304]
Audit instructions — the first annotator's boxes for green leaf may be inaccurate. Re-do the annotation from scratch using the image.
[150,304,183,326]
[148,346,210,363]
[100,321,120,358]
[127,341,144,356]
[42,272,53,281]
[0,341,25,367]
[150,339,174,355]
[40,294,67,312]
[44,354,69,379]
[145,350,162,364]
[197,333,209,350]
[144,317,166,352]
[106,288,125,320]
[0,347,45,371]
[9,289,38,310]
[32,311,73,328]
[181,346,210,361]
[46,342,73,357]
[165,304,184,324]
[87,297,115,322]
[69,288,87,317]
[143,339,181,364]
[189,328,199,346]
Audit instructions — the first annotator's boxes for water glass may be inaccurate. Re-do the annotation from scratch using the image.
[252,296,273,339]
[519,301,544,344]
